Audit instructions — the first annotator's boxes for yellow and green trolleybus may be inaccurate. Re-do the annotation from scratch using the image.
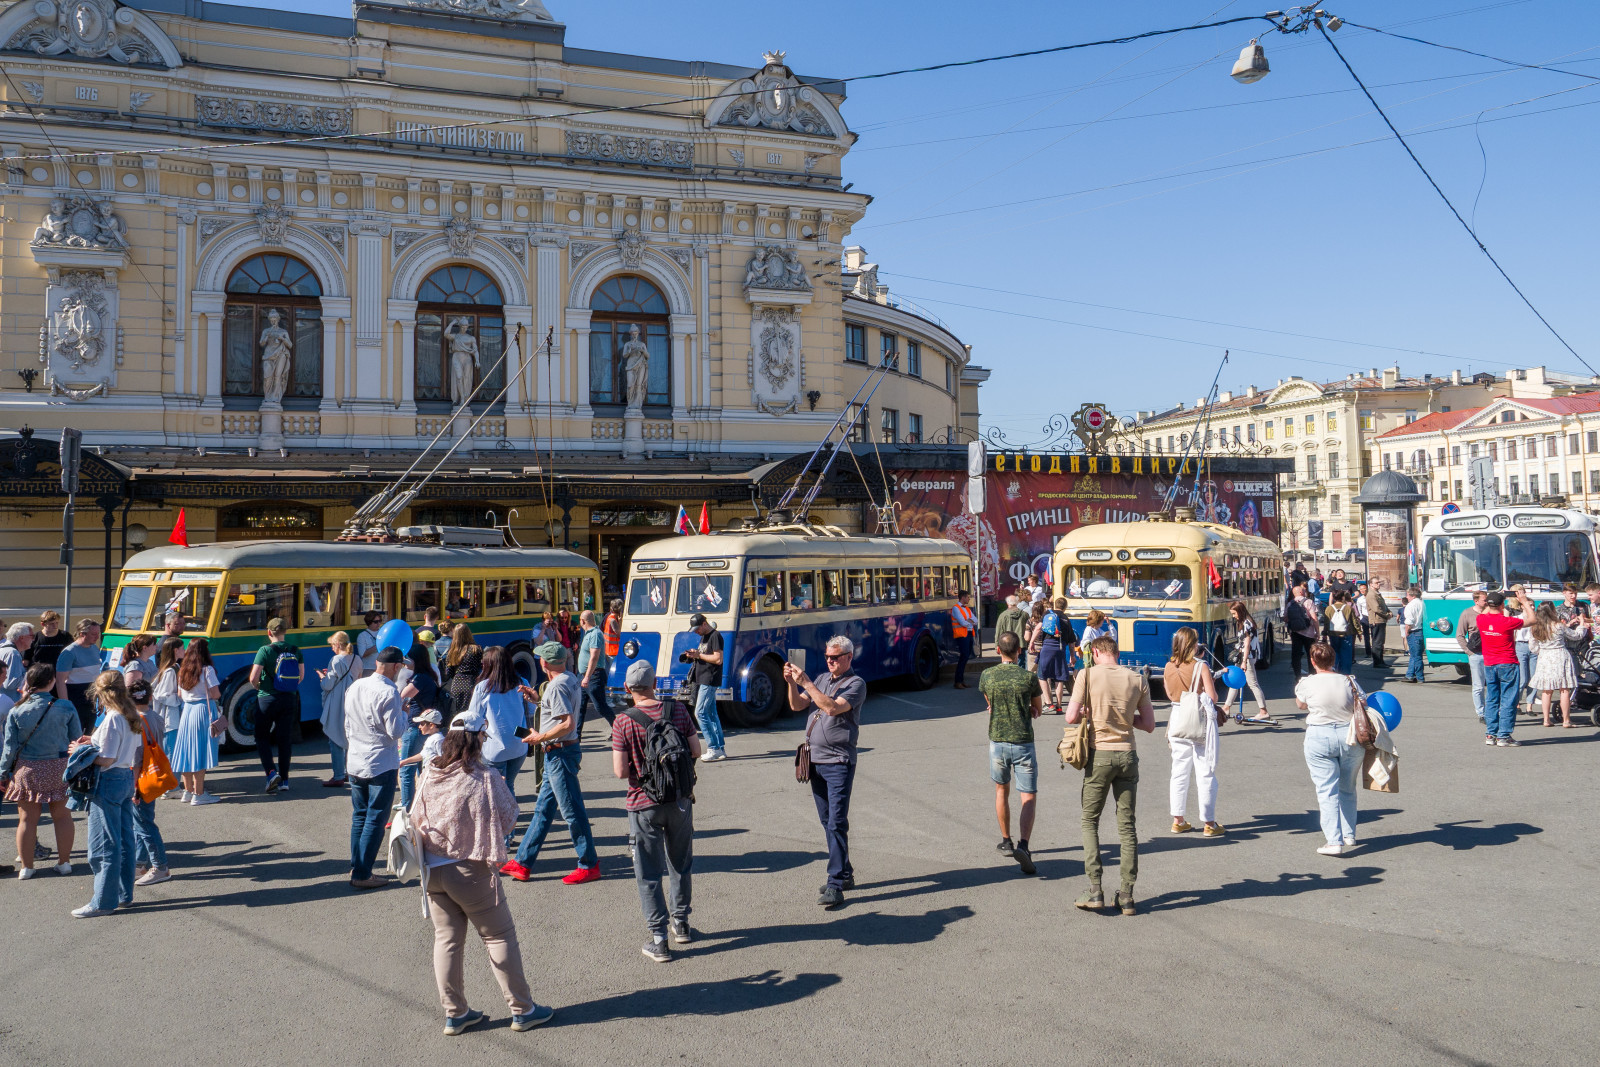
[103,536,600,746]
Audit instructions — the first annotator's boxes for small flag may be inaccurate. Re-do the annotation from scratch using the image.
[1206,557,1222,589]
[1164,579,1183,597]
[169,508,190,548]
[674,506,694,535]
[698,501,711,535]
[703,580,723,608]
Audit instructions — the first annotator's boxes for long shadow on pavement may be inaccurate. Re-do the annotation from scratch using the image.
[690,905,976,956]
[1353,819,1542,855]
[1141,866,1386,912]
[553,970,842,1025]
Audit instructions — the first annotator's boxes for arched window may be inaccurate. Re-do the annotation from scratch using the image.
[415,265,504,405]
[589,275,670,409]
[223,254,322,402]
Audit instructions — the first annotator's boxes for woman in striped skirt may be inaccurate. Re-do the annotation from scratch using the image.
[169,639,223,805]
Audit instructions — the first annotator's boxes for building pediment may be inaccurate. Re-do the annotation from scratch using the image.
[1457,399,1546,430]
[0,0,182,69]
[1262,379,1324,405]
[705,51,847,141]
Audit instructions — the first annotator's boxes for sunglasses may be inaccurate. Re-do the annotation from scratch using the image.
[824,653,848,661]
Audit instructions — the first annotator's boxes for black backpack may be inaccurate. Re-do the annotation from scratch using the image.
[624,704,697,805]
[1284,598,1311,631]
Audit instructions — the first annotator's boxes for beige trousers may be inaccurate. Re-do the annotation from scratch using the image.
[427,860,533,1018]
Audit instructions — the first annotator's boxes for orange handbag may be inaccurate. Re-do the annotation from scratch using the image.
[136,721,180,803]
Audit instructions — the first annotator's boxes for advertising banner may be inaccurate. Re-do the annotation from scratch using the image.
[891,454,1279,597]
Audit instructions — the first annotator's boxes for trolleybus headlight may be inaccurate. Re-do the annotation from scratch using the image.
[1431,619,1452,633]
[623,639,640,658]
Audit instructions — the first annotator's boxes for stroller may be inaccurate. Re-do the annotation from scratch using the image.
[1571,642,1600,727]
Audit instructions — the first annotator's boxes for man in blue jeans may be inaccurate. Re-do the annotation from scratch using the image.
[503,642,600,885]
[1476,592,1525,746]
[682,613,727,762]
[576,610,614,736]
[784,635,867,909]
[341,646,409,889]
[1401,587,1426,683]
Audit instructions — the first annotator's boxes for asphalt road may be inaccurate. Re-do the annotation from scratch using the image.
[3,644,1597,1066]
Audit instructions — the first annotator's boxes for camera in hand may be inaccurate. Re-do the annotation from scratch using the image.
[678,651,695,664]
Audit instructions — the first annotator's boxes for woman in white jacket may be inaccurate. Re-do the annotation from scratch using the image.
[1162,627,1226,837]
[318,631,362,788]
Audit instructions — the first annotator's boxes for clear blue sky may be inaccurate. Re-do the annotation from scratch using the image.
[280,1,1600,442]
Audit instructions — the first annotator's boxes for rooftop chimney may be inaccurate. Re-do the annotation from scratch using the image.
[1246,385,1258,398]
[842,246,868,271]
[1196,397,1206,409]
[1451,369,1462,385]
[1381,366,1399,389]
[1367,368,1378,378]
[1219,391,1233,402]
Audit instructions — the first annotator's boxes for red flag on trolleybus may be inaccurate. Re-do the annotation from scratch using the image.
[1206,557,1222,589]
[698,502,710,535]
[169,508,190,549]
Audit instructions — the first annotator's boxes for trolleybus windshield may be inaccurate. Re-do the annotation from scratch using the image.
[1424,534,1502,591]
[1504,532,1596,588]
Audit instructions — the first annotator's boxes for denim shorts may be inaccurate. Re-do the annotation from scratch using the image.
[989,741,1038,793]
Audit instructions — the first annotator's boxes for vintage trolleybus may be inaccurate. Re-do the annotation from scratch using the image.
[1054,516,1283,674]
[1418,506,1598,672]
[102,531,600,746]
[607,526,971,727]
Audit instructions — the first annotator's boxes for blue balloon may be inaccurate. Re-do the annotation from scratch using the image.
[1218,665,1247,690]
[1366,690,1402,731]
[376,618,414,654]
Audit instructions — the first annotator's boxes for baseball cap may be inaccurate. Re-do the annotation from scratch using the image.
[535,640,568,664]
[417,630,437,645]
[267,617,286,632]
[376,646,405,665]
[625,660,655,689]
[689,612,708,627]
[449,711,485,733]
[412,708,443,726]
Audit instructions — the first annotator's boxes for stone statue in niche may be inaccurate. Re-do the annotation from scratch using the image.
[259,308,292,405]
[446,317,480,405]
[620,323,650,410]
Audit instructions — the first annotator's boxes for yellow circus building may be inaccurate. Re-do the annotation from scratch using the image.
[0,0,984,617]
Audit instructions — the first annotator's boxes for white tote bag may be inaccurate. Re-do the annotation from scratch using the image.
[1167,663,1212,743]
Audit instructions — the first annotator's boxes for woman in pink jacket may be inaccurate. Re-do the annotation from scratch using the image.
[410,713,554,1037]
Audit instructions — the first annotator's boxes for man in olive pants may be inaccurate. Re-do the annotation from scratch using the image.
[1063,636,1156,915]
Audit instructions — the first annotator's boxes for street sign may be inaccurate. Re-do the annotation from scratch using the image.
[59,428,82,495]
[1441,502,1461,515]
[966,440,986,513]
[1308,520,1324,550]
[1468,456,1494,509]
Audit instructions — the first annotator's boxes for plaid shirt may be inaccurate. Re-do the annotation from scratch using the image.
[611,697,697,811]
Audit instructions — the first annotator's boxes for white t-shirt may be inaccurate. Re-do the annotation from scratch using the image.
[355,629,381,672]
[91,711,144,770]
[421,731,445,763]
[152,666,179,706]
[1296,672,1361,728]
[178,666,220,703]
[1402,598,1425,630]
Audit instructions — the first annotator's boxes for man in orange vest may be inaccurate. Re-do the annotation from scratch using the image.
[603,599,622,659]
[952,589,978,689]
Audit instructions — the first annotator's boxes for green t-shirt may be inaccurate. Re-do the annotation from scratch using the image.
[979,662,1042,744]
[253,640,303,695]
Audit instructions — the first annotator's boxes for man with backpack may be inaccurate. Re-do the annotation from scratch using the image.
[611,660,701,962]
[248,617,303,794]
[1284,583,1321,679]
[1365,577,1394,669]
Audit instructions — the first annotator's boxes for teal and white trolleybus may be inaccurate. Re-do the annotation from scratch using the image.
[1419,506,1599,671]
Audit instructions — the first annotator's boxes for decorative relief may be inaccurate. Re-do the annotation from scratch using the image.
[444,215,477,256]
[128,90,153,113]
[569,241,600,264]
[51,380,106,402]
[198,217,231,243]
[6,0,173,67]
[493,235,526,257]
[749,305,803,416]
[666,247,691,270]
[404,0,554,21]
[255,204,289,246]
[728,148,745,167]
[743,245,809,292]
[393,230,426,255]
[617,226,644,270]
[311,224,346,256]
[18,81,44,104]
[196,94,352,137]
[51,270,108,370]
[564,129,692,168]
[32,196,127,251]
[717,52,836,137]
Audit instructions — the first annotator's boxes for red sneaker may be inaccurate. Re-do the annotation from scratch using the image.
[499,860,532,882]
[561,865,601,885]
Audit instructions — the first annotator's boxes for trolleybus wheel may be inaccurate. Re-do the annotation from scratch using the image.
[508,642,539,686]
[911,635,940,690]
[221,675,260,751]
[734,657,785,728]
[1454,663,1471,679]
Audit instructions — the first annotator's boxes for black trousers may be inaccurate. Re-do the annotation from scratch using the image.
[255,690,299,779]
[1290,633,1317,676]
[1369,623,1388,665]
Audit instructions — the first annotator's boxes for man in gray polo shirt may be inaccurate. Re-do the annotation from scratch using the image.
[784,634,867,908]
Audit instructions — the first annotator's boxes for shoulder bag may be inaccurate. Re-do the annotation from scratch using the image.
[794,710,819,783]
[1057,667,1094,770]
[1348,678,1375,747]
[1167,663,1211,743]
[136,719,180,803]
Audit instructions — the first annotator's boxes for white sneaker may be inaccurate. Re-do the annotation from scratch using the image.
[699,750,727,763]
[18,867,38,880]
[135,867,171,886]
[53,862,72,875]
[179,790,193,803]
[1342,836,1357,847]
[190,792,221,805]
[1316,843,1347,857]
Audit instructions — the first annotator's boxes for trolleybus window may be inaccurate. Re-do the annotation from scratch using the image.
[928,567,945,599]
[788,570,817,610]
[846,569,873,606]
[109,585,152,631]
[151,581,218,632]
[406,581,441,623]
[523,578,551,613]
[820,570,845,608]
[676,575,733,614]
[741,569,784,614]
[1126,566,1193,601]
[221,582,297,632]
[485,578,519,617]
[303,581,341,628]
[1067,565,1124,599]
[902,568,920,602]
[350,581,391,623]
[1505,532,1596,587]
[1423,534,1502,591]
[874,568,899,604]
[445,580,481,619]
[630,576,672,615]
